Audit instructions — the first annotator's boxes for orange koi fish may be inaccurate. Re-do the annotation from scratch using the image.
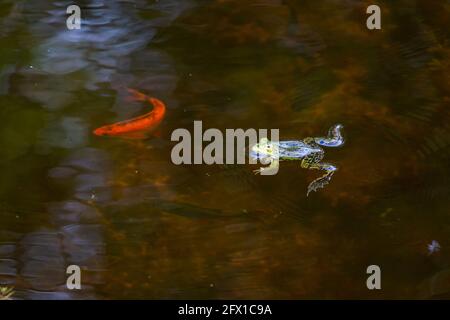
[93,88,166,139]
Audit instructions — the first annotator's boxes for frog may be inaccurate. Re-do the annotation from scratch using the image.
[0,286,14,300]
[250,124,344,196]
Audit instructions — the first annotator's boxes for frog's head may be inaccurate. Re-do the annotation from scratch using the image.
[250,138,276,160]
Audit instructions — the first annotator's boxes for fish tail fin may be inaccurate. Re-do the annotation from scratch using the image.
[126,88,148,102]
[127,88,166,114]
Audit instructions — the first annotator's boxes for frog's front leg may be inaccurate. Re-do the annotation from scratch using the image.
[253,159,279,176]
[301,158,337,196]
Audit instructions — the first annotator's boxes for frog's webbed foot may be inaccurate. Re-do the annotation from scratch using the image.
[253,159,279,176]
[314,124,344,147]
[307,172,333,196]
[304,162,337,196]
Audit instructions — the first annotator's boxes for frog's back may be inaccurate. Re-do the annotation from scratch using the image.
[279,140,320,159]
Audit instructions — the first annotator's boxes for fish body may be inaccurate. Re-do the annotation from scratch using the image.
[93,89,166,139]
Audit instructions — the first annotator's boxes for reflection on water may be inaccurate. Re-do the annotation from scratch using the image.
[0,0,449,299]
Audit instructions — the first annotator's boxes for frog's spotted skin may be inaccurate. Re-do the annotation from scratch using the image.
[250,124,344,196]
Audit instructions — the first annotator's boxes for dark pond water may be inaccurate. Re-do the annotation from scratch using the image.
[0,0,449,299]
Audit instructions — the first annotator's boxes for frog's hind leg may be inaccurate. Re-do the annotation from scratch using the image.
[314,124,344,147]
[303,162,338,196]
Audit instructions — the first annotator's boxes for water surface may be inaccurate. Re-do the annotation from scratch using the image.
[0,0,449,299]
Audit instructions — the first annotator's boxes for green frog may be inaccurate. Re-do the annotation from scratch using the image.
[250,124,344,196]
[0,286,14,300]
